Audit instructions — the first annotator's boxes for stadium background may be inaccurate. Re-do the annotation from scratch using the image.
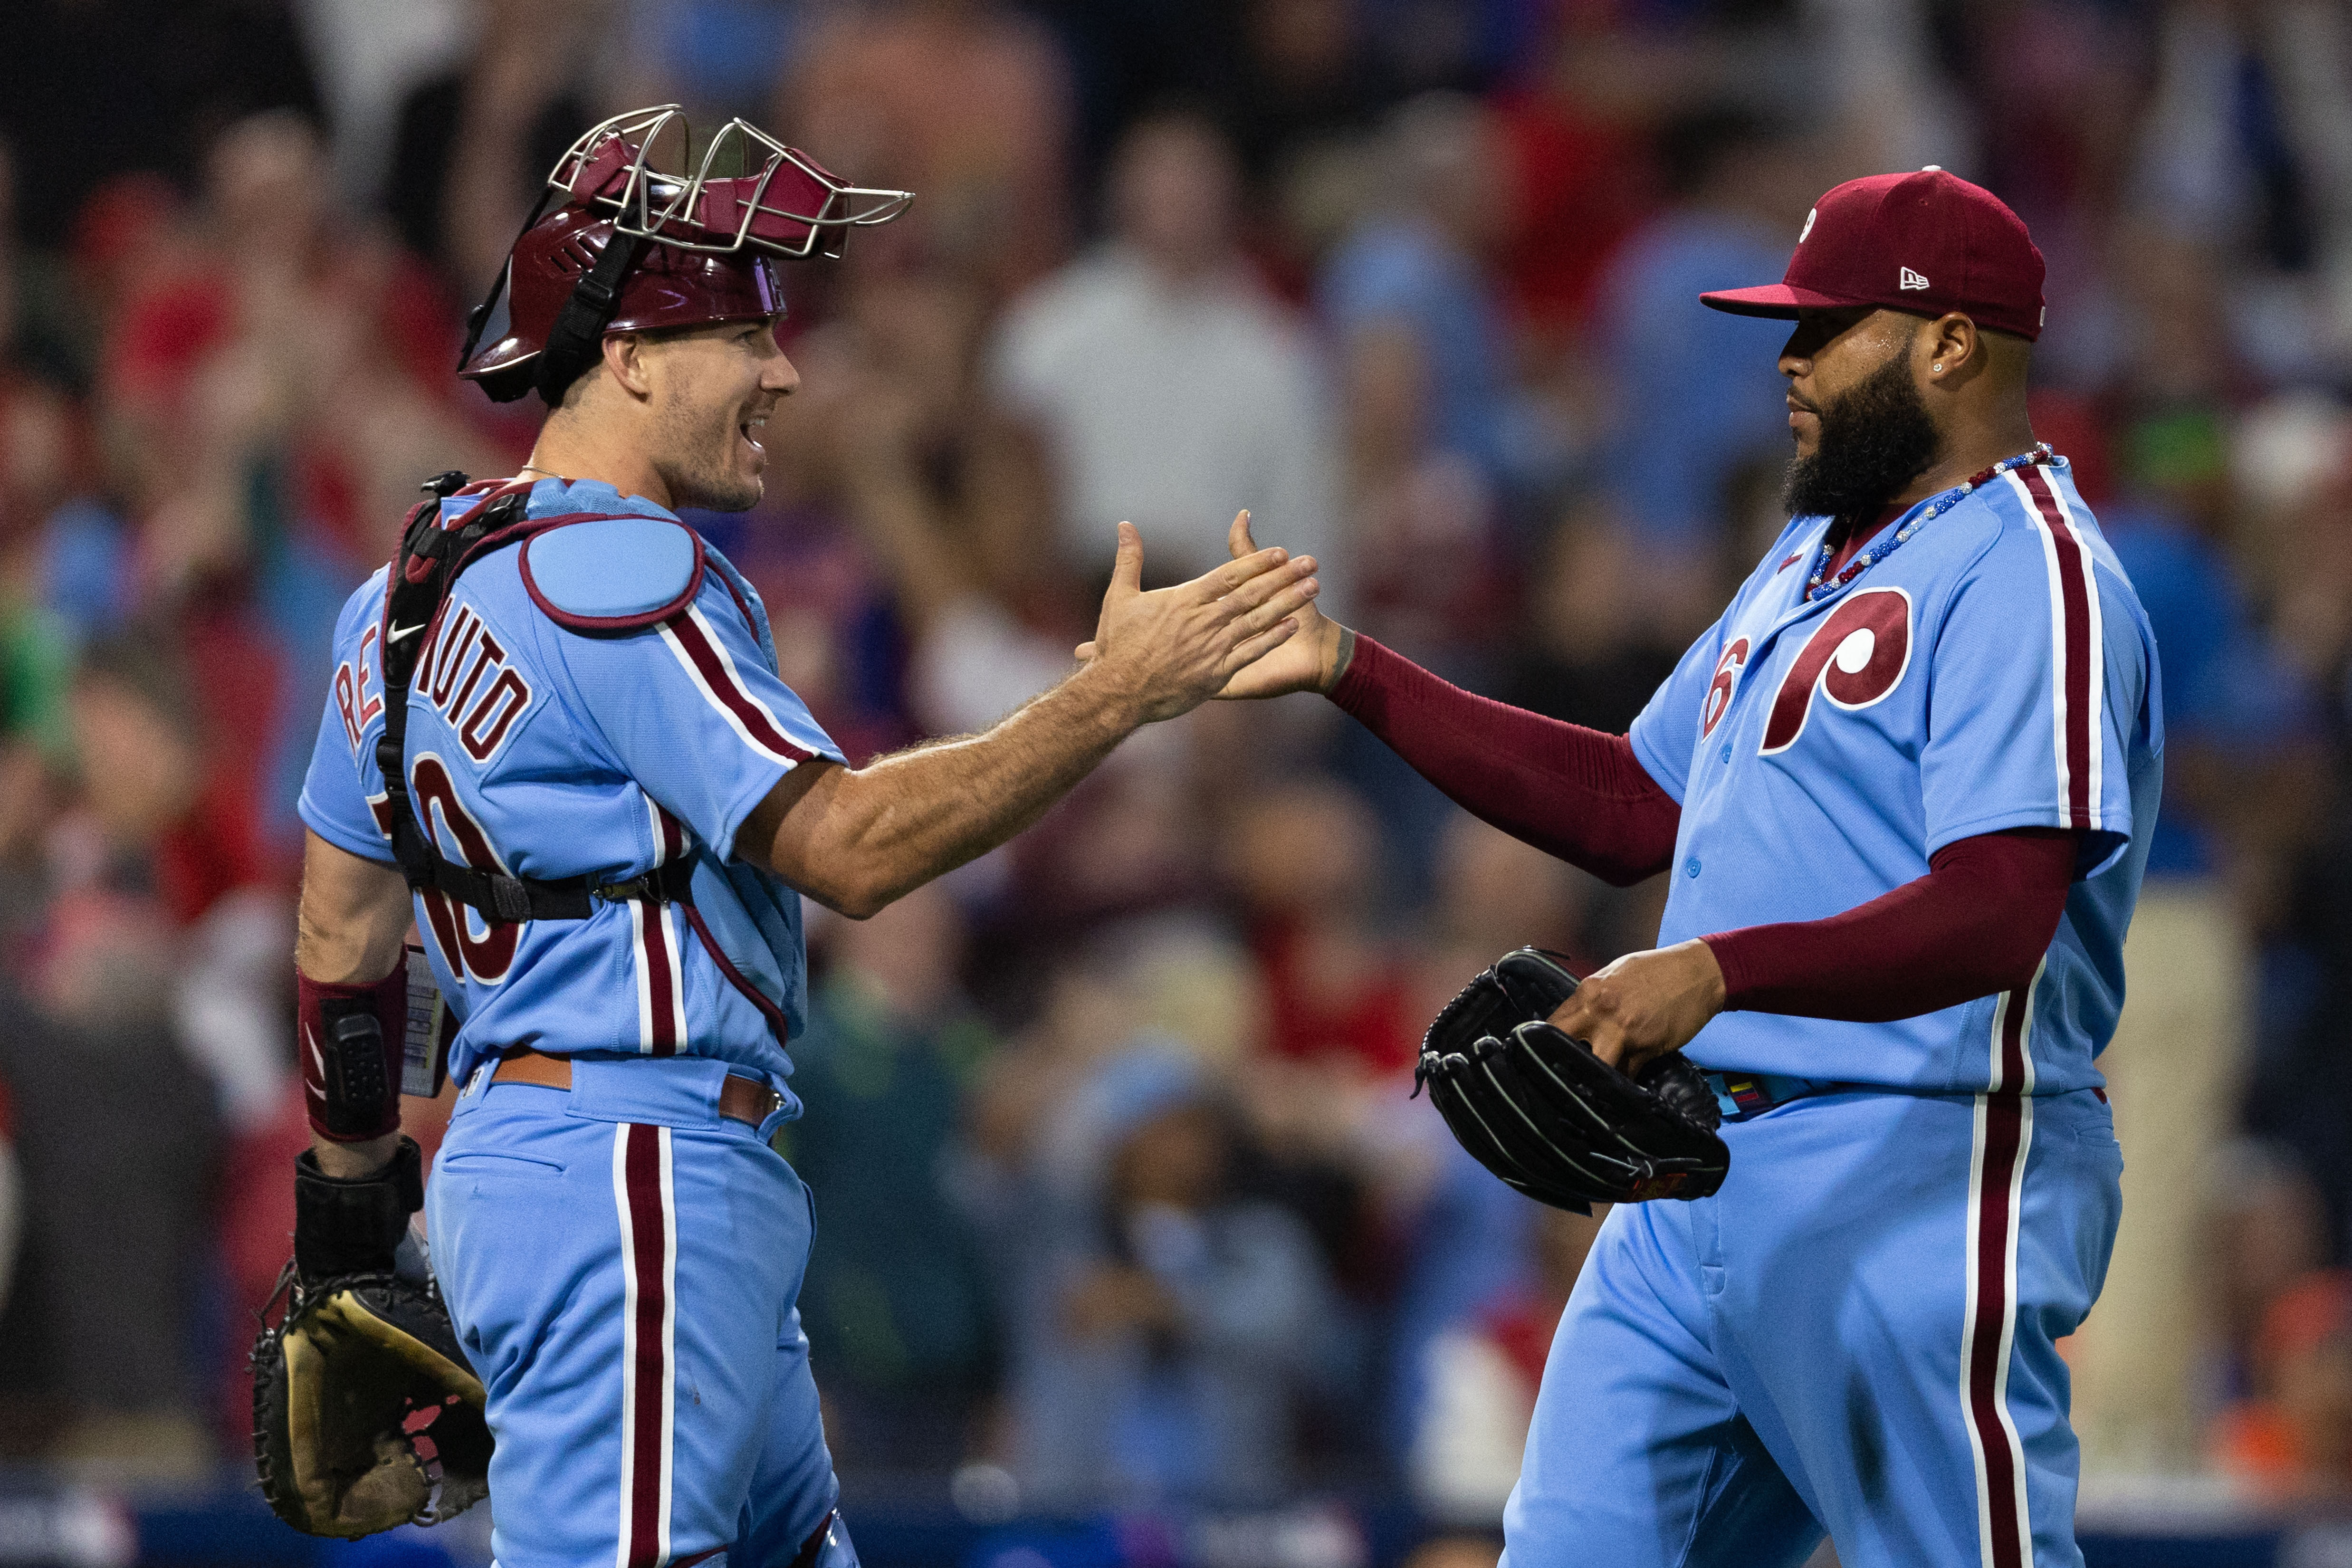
[0,0,2348,1563]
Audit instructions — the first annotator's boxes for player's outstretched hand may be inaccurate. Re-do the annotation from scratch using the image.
[1080,516,1319,725]
[1213,510,1348,700]
[1548,939,1729,1078]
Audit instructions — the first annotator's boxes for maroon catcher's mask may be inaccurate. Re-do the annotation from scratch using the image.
[459,105,912,405]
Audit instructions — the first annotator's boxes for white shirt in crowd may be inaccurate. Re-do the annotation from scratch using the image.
[992,247,1341,593]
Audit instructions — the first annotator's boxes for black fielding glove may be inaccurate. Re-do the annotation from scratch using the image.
[1416,948,1730,1214]
[294,1136,424,1283]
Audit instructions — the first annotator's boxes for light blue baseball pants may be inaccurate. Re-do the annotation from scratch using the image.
[1501,1085,2123,1568]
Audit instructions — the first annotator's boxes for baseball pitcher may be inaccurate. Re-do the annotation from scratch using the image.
[1213,169,2161,1568]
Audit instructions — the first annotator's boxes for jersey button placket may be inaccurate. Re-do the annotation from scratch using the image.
[1684,856,1702,879]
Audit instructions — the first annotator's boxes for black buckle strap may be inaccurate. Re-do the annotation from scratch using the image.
[534,229,641,406]
[593,860,695,908]
[402,840,694,929]
[426,858,593,923]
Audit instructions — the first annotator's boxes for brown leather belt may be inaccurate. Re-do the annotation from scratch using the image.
[489,1049,782,1128]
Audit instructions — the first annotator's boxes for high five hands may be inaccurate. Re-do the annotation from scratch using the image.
[1115,512,1731,1077]
[1076,516,1321,724]
[1076,511,1350,699]
[1206,511,1352,699]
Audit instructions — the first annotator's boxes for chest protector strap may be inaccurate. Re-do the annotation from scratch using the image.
[373,471,694,926]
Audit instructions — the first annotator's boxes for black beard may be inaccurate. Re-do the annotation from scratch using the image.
[1781,351,1941,521]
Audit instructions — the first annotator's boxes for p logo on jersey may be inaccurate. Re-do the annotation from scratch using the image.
[1761,588,1912,754]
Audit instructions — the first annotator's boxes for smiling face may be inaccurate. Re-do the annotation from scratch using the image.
[633,316,800,512]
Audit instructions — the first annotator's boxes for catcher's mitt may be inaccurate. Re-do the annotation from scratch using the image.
[251,1138,490,1538]
[1416,948,1730,1214]
[251,1265,490,1537]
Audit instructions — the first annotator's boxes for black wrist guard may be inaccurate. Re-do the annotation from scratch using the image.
[294,1136,425,1283]
[298,966,409,1142]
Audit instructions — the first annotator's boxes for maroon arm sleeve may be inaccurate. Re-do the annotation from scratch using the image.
[1701,828,2080,1023]
[1326,633,1680,887]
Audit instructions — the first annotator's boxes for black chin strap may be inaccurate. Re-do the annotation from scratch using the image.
[532,229,643,407]
[459,190,647,407]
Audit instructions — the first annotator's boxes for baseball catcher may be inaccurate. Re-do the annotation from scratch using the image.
[276,100,1319,1567]
[1417,947,1727,1214]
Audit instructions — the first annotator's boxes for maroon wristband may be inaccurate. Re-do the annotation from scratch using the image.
[296,966,409,1142]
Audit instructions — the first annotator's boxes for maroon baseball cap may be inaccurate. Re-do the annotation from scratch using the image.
[1701,168,2046,341]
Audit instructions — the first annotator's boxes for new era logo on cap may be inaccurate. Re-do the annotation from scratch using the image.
[1697,168,2048,341]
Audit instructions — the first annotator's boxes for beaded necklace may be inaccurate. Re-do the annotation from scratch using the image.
[1803,443,2056,602]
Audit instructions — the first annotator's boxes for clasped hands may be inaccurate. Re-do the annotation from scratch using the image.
[1071,513,1321,724]
[1077,511,1731,1074]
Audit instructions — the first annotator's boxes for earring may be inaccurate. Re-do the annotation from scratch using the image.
[1932,363,1943,373]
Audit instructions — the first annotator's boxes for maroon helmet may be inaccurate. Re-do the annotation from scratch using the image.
[459,105,912,404]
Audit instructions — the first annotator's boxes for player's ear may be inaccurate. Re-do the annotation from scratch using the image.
[602,332,657,401]
[1922,314,1977,385]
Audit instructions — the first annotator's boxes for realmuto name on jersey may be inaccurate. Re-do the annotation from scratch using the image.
[333,623,385,754]
[413,600,536,764]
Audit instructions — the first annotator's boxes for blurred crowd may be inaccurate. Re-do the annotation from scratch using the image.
[5,0,2352,1539]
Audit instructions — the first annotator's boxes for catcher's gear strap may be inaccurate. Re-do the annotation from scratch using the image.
[401,945,455,1099]
[298,966,409,1141]
[534,227,642,405]
[252,1268,490,1538]
[373,473,699,928]
[295,1136,424,1283]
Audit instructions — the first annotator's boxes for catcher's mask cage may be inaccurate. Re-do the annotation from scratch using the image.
[459,105,913,404]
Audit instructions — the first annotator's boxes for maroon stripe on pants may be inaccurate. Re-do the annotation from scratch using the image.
[623,1124,668,1568]
[1966,991,2031,1568]
[2017,467,2094,830]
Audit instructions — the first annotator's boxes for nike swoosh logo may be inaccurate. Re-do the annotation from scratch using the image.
[388,622,426,642]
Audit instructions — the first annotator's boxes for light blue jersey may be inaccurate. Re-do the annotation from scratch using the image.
[1508,455,2159,1568]
[298,477,844,1103]
[1629,455,2162,1095]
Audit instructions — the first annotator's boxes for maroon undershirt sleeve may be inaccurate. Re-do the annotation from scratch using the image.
[1324,631,2081,1023]
[1702,828,2081,1023]
[1326,633,1680,887]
